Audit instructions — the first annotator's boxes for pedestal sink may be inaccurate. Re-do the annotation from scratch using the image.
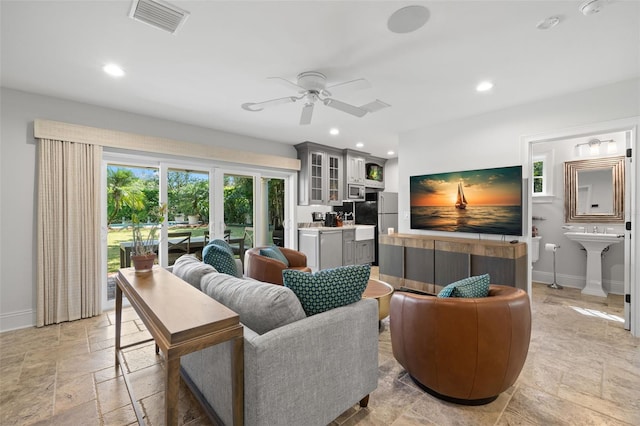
[564,232,624,297]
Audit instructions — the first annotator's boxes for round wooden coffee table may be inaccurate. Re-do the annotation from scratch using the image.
[363,279,394,321]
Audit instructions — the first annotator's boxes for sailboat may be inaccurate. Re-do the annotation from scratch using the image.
[455,181,467,209]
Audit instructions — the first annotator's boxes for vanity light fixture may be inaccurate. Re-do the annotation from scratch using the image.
[575,138,617,157]
[103,63,125,77]
[476,81,494,92]
[329,128,340,136]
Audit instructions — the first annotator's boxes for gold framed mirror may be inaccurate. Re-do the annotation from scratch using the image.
[564,156,624,223]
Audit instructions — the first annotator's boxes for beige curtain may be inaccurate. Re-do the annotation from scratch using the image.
[37,139,102,326]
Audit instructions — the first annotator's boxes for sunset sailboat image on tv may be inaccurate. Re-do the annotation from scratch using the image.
[409,165,523,236]
[455,181,467,209]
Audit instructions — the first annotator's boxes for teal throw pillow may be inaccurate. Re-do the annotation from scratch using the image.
[210,239,234,255]
[203,243,238,277]
[283,264,371,316]
[437,274,490,298]
[259,245,289,266]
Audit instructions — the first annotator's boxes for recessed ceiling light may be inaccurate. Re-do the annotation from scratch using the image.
[103,63,125,77]
[536,16,561,30]
[329,128,340,136]
[388,5,430,34]
[476,81,494,92]
[356,142,364,148]
[387,150,395,156]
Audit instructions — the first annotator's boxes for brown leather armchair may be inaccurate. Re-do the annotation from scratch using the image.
[244,246,311,285]
[390,285,531,405]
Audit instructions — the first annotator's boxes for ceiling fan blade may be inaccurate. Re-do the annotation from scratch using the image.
[300,103,314,125]
[267,76,306,93]
[323,98,367,117]
[324,78,371,96]
[360,99,391,113]
[241,96,297,112]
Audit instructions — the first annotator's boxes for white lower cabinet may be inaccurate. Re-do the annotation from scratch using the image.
[298,229,343,272]
[299,227,375,272]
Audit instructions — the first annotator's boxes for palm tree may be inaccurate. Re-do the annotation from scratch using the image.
[107,168,146,225]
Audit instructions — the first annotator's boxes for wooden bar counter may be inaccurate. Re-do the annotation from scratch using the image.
[115,266,244,426]
[379,233,528,293]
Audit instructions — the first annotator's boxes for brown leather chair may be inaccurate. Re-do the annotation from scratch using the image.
[244,246,311,285]
[390,285,531,405]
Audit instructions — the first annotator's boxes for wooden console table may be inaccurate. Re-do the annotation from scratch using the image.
[115,267,244,426]
[379,233,527,294]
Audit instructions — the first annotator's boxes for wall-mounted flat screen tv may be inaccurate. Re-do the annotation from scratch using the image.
[410,165,523,236]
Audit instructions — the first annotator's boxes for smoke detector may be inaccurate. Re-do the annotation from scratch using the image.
[579,0,606,16]
[129,0,190,34]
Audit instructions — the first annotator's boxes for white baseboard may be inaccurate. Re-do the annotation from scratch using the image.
[532,270,624,295]
[0,309,35,333]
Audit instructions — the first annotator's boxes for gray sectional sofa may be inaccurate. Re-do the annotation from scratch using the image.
[172,255,379,426]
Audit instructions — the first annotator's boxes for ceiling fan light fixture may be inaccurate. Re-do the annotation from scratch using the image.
[388,5,430,34]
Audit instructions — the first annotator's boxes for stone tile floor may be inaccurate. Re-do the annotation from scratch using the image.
[1,282,638,425]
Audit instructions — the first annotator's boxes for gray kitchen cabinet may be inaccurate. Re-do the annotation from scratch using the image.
[295,142,343,206]
[342,229,355,266]
[355,239,374,265]
[344,149,366,185]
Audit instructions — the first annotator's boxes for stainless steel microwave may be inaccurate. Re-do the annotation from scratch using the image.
[347,184,365,200]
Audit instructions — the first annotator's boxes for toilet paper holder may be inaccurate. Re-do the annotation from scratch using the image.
[546,243,563,289]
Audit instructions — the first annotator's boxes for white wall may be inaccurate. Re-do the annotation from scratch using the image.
[531,132,626,294]
[0,88,297,331]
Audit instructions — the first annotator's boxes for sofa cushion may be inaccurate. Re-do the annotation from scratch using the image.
[203,240,240,277]
[200,272,306,335]
[282,264,371,316]
[172,254,217,290]
[437,274,490,298]
[259,245,289,267]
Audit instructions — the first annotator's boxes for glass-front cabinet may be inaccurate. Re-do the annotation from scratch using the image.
[295,142,343,206]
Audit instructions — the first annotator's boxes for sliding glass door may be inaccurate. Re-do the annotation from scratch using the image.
[223,173,255,262]
[104,163,159,306]
[166,168,210,264]
[102,153,293,310]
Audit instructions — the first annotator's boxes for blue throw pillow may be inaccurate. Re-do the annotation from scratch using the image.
[259,245,289,266]
[203,241,238,277]
[283,264,371,316]
[437,274,490,298]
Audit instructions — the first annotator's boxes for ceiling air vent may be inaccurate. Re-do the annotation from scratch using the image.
[129,0,190,34]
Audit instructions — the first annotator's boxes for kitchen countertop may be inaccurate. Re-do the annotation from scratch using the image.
[298,224,375,231]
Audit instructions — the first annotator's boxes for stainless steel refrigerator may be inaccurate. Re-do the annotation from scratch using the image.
[355,191,398,265]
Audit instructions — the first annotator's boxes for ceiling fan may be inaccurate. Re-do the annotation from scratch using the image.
[241,71,390,125]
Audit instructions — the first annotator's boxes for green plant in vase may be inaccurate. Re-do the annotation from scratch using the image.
[131,203,167,271]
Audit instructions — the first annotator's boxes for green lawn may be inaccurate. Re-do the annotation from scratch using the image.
[107,224,247,273]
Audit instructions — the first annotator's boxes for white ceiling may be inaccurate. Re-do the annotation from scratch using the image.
[2,1,639,158]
